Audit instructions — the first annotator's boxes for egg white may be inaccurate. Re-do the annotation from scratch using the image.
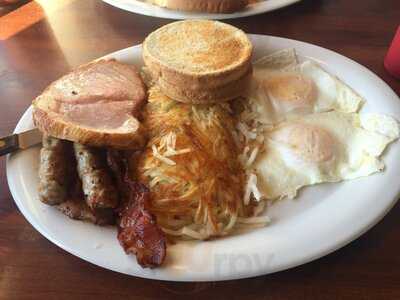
[254,111,399,200]
[248,49,364,125]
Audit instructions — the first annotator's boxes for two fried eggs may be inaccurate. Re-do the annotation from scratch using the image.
[246,49,399,200]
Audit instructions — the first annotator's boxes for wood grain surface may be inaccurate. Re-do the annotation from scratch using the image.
[1,0,400,299]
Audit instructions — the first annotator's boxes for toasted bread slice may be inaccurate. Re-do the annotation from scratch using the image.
[143,20,253,103]
[149,0,248,13]
[158,66,252,104]
[33,59,147,149]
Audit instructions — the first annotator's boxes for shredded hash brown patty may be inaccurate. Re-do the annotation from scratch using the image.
[131,86,255,240]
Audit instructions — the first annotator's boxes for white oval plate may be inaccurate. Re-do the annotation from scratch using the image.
[7,35,400,282]
[102,0,302,20]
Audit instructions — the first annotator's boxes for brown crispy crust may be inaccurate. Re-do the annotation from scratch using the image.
[143,52,252,90]
[57,198,116,226]
[156,66,252,104]
[151,0,248,13]
[32,105,147,149]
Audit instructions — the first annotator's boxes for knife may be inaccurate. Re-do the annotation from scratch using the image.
[0,128,43,156]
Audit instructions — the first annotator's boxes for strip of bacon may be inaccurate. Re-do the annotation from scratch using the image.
[117,182,166,268]
[107,150,166,268]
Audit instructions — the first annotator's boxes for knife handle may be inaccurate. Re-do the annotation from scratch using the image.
[0,134,19,156]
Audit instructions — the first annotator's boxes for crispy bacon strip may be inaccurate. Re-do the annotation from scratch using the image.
[117,182,166,268]
[107,150,166,268]
[107,149,130,197]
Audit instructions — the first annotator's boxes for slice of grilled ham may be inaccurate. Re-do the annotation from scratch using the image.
[33,59,147,149]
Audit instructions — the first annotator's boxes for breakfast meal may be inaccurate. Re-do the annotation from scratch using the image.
[31,20,399,268]
[146,0,251,13]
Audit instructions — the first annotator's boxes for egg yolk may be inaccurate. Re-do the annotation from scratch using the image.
[272,123,335,163]
[263,74,316,106]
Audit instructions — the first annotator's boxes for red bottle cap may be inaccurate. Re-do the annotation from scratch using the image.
[384,26,400,79]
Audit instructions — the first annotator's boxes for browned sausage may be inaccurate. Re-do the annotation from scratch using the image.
[73,143,119,210]
[38,136,72,205]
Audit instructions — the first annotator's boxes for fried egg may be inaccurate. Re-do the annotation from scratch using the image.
[248,49,364,124]
[254,111,399,200]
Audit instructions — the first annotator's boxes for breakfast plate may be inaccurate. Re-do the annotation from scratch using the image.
[101,0,302,20]
[7,34,400,281]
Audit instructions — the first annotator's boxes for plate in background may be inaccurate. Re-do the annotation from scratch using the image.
[7,34,400,281]
[102,0,302,20]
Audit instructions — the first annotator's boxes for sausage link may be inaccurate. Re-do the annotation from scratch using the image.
[38,136,72,205]
[73,143,119,209]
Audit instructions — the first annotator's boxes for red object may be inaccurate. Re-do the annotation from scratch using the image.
[385,26,400,79]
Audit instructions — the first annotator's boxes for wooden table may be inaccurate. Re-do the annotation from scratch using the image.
[1,0,400,299]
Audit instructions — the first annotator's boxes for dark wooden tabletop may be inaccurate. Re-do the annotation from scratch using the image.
[1,0,400,299]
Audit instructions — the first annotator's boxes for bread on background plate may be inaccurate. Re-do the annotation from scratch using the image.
[143,20,253,104]
[148,0,249,13]
[32,59,147,149]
